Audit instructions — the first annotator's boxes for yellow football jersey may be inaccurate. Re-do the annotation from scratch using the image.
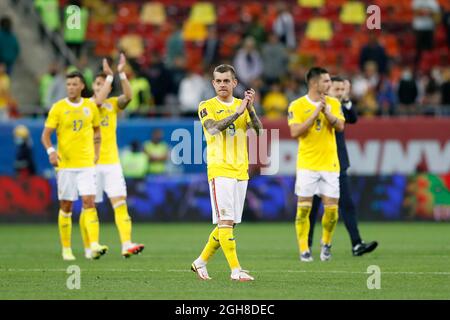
[96,97,121,165]
[45,98,100,169]
[288,95,345,172]
[199,97,251,181]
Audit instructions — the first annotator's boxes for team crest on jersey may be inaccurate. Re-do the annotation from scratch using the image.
[83,107,90,116]
[103,103,113,111]
[200,108,208,118]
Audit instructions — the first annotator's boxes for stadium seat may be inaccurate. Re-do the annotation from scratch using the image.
[95,35,116,56]
[339,1,366,24]
[182,21,208,42]
[90,2,116,24]
[119,34,145,58]
[298,0,325,8]
[140,2,167,25]
[86,21,107,41]
[217,3,240,24]
[116,2,140,25]
[305,18,333,41]
[188,2,216,25]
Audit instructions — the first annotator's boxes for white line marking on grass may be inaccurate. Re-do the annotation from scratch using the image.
[1,269,449,276]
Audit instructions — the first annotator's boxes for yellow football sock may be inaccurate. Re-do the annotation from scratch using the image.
[58,210,72,248]
[295,202,312,253]
[218,226,240,271]
[114,201,132,244]
[322,205,339,245]
[79,210,90,250]
[199,226,220,263]
[84,208,99,245]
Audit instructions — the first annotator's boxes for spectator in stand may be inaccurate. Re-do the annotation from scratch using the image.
[169,56,187,97]
[121,141,148,179]
[261,33,289,84]
[46,66,68,108]
[262,82,289,119]
[233,36,263,87]
[412,0,441,64]
[144,129,169,175]
[13,125,36,176]
[244,15,267,48]
[39,62,59,113]
[273,2,296,50]
[0,63,11,120]
[444,8,450,48]
[146,52,173,107]
[203,26,221,67]
[441,67,450,106]
[178,68,207,117]
[397,67,419,115]
[421,68,442,113]
[126,65,154,117]
[359,33,388,75]
[284,74,307,103]
[376,76,397,116]
[165,23,185,68]
[352,61,380,115]
[0,16,20,75]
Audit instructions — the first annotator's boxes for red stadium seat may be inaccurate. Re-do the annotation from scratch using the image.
[116,2,140,25]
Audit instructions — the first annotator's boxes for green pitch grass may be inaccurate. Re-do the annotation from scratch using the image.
[0,222,449,300]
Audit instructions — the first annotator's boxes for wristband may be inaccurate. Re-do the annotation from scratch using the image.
[46,147,56,155]
[106,75,114,83]
[119,72,127,80]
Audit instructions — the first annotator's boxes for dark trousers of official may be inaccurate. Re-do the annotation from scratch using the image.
[308,170,362,248]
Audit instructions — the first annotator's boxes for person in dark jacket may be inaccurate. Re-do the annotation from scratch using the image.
[308,77,378,256]
[0,16,20,75]
[14,125,36,176]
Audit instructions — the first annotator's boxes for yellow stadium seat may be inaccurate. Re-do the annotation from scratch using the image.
[305,18,333,41]
[340,1,366,24]
[188,2,216,25]
[140,2,166,25]
[182,21,208,42]
[119,35,144,58]
[298,0,325,8]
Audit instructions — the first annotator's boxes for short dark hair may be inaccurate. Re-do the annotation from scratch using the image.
[331,76,344,83]
[306,67,328,84]
[213,64,236,79]
[95,71,107,80]
[66,71,86,85]
[0,16,12,31]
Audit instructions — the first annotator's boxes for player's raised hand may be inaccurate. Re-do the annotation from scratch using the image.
[117,53,127,73]
[236,97,249,115]
[343,80,351,101]
[103,58,113,76]
[244,89,256,110]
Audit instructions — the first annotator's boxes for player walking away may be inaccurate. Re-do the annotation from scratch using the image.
[308,77,378,256]
[288,67,345,262]
[191,64,263,281]
[41,71,111,261]
[84,54,145,259]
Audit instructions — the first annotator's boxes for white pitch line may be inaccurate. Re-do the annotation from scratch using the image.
[1,269,449,276]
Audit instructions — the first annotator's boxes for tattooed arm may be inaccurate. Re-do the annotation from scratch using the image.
[243,89,263,135]
[203,98,249,135]
[247,108,263,135]
[93,126,101,164]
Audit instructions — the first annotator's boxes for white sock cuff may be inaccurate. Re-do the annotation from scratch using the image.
[113,200,127,209]
[59,210,72,218]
